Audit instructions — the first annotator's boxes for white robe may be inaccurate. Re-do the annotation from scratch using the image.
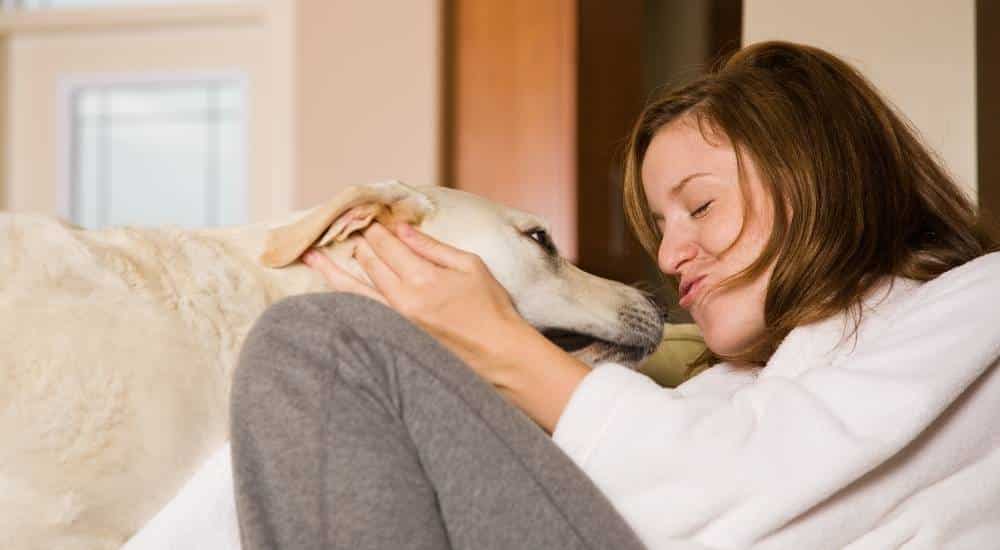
[552,251,1000,549]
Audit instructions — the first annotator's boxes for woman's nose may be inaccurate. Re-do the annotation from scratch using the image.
[658,236,698,276]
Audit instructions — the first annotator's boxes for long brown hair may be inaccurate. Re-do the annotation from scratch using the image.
[623,41,998,368]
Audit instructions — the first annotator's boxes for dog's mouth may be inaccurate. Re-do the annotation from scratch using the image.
[541,328,655,367]
[541,328,598,353]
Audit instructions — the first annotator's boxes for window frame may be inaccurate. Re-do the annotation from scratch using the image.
[56,69,251,228]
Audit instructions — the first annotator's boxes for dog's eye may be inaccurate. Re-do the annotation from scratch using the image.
[525,228,557,255]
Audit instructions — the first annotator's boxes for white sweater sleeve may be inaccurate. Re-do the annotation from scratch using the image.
[551,252,1000,549]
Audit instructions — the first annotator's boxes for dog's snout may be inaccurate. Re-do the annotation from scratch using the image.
[646,294,670,323]
[620,297,666,348]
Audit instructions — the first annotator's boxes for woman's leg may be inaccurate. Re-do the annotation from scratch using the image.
[230,292,647,550]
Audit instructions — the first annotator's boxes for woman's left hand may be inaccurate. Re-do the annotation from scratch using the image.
[301,222,532,388]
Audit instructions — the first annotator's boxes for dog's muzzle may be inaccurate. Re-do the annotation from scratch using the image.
[542,298,666,368]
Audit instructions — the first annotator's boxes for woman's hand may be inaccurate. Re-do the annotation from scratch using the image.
[303,221,592,435]
[301,222,532,388]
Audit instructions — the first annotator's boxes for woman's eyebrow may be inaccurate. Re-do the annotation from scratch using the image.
[650,172,712,222]
[669,172,712,196]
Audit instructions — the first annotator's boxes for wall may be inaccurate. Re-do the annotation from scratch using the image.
[295,0,441,207]
[743,0,978,201]
[979,0,1000,222]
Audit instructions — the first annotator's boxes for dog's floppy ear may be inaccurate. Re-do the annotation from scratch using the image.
[259,180,435,268]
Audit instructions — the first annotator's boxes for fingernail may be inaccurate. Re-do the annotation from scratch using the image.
[399,223,415,237]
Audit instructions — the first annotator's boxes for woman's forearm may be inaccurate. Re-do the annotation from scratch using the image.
[490,324,591,435]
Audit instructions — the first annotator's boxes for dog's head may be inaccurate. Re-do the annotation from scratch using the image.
[259,180,665,367]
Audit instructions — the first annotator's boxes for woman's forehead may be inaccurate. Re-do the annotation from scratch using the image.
[641,121,738,191]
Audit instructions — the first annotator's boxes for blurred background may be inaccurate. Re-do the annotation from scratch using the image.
[0,0,994,321]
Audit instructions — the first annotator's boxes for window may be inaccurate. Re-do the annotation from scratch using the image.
[65,76,248,229]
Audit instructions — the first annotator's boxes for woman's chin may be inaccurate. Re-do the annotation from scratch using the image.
[700,328,760,359]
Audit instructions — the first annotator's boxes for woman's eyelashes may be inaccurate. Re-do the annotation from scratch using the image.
[651,199,713,229]
[691,200,714,219]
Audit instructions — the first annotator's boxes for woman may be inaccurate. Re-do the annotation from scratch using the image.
[230,41,1000,549]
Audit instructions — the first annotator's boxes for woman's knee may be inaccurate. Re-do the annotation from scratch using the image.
[232,292,430,424]
[233,292,423,395]
[234,293,359,390]
[259,292,416,337]
[259,292,384,331]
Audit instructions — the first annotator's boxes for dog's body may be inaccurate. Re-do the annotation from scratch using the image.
[0,181,663,549]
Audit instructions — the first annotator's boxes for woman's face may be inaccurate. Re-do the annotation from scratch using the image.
[640,117,774,358]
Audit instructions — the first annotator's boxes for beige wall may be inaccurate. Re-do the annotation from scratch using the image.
[743,0,978,202]
[295,0,442,207]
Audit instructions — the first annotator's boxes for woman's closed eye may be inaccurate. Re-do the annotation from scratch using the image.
[691,201,713,219]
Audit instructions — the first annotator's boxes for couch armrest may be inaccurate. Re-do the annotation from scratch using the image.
[638,323,708,388]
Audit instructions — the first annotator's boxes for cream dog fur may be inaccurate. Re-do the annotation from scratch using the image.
[0,180,663,549]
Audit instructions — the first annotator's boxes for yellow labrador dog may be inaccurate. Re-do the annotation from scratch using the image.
[0,180,663,550]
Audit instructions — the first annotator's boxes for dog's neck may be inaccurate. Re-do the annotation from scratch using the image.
[193,223,336,302]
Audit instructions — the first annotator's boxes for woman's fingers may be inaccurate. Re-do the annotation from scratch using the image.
[359,222,439,280]
[396,223,481,272]
[301,250,388,305]
[353,239,406,298]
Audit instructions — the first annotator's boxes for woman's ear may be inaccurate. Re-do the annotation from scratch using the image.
[258,180,435,268]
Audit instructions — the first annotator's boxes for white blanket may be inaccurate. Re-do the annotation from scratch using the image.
[123,444,240,550]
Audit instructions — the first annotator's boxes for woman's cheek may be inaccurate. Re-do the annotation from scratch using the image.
[693,298,738,356]
[693,277,768,358]
[705,203,744,255]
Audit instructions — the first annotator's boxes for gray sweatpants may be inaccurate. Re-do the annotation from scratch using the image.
[230,292,648,550]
